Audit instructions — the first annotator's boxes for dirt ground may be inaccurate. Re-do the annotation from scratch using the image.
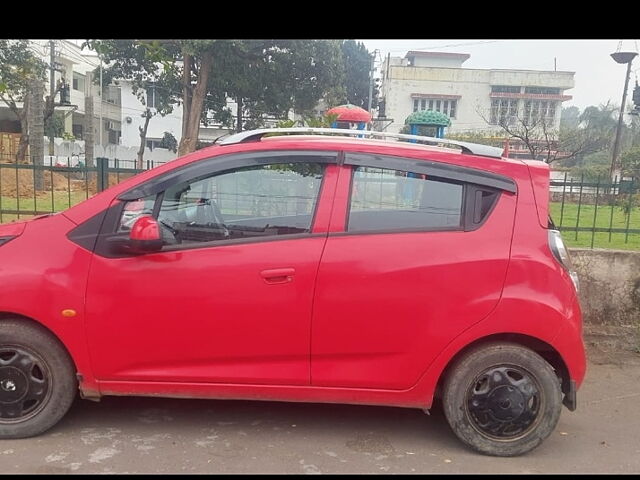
[1,345,639,474]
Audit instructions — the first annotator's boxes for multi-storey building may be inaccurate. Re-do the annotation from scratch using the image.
[379,51,575,157]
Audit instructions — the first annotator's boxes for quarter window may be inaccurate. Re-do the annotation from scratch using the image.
[348,167,463,232]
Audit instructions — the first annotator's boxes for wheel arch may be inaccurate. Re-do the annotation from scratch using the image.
[434,333,571,404]
[0,312,78,373]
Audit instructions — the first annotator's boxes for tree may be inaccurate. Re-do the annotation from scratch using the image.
[44,111,65,140]
[86,40,346,153]
[560,106,580,129]
[159,131,178,153]
[84,40,180,165]
[137,108,153,169]
[570,151,611,182]
[477,105,607,164]
[0,40,47,162]
[620,146,640,178]
[220,40,345,131]
[340,40,378,111]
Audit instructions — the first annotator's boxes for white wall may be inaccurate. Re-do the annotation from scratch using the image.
[120,81,184,148]
[43,137,177,166]
[381,59,575,136]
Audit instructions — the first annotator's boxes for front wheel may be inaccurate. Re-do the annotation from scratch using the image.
[0,319,77,438]
[442,343,562,456]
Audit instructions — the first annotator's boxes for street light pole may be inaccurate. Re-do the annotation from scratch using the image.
[367,50,375,114]
[610,51,638,180]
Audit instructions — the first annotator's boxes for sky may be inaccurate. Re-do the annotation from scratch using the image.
[358,39,640,112]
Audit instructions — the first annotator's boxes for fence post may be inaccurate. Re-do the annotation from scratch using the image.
[96,157,108,192]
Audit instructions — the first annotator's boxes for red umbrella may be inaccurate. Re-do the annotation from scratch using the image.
[326,104,372,123]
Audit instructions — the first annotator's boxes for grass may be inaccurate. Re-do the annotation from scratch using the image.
[0,191,92,223]
[550,201,640,250]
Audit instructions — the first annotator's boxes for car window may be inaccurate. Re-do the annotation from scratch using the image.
[146,162,325,245]
[348,166,463,232]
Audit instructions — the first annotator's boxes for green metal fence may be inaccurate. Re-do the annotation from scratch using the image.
[550,173,640,250]
[2,161,639,250]
[0,157,161,223]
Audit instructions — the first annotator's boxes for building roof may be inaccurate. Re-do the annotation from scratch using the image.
[405,110,451,127]
[405,51,471,61]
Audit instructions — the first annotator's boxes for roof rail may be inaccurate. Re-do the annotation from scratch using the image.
[217,127,505,159]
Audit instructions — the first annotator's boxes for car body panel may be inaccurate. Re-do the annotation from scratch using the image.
[0,136,585,410]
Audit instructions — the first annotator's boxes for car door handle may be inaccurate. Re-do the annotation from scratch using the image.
[260,268,295,284]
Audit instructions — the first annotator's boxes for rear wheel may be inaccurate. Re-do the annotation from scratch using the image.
[0,319,77,438]
[442,343,562,456]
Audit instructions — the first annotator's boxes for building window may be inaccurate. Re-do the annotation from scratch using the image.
[490,98,519,125]
[72,124,83,140]
[103,86,121,106]
[146,139,162,151]
[524,86,560,95]
[410,98,458,118]
[491,85,521,94]
[523,100,558,125]
[72,73,85,92]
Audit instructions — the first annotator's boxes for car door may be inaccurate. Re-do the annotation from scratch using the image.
[311,152,517,390]
[85,151,338,386]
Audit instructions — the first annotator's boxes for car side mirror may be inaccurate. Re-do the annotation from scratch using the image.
[129,216,163,253]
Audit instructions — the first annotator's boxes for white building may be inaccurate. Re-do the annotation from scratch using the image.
[0,40,121,149]
[379,51,575,144]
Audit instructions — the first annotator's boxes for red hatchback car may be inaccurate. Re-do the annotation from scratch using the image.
[0,128,585,456]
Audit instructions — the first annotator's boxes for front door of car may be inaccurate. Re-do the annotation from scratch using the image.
[85,152,338,386]
[311,153,517,390]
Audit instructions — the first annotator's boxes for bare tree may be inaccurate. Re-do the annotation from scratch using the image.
[476,105,607,163]
[137,108,154,169]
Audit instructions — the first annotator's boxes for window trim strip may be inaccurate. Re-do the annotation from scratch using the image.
[118,150,338,201]
[344,153,517,194]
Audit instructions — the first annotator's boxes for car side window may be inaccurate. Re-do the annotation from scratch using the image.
[131,162,325,246]
[348,166,463,232]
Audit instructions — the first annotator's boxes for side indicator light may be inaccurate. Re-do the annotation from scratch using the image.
[61,309,77,318]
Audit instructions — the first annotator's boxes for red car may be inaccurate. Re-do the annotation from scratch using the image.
[0,128,585,456]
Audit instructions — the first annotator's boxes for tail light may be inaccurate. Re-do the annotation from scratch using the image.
[548,229,579,292]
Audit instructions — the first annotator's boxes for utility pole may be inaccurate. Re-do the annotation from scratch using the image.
[99,56,103,147]
[610,51,638,180]
[367,49,376,115]
[48,40,56,156]
[85,72,94,169]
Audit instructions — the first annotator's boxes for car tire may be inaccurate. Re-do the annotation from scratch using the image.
[0,319,77,438]
[442,342,562,457]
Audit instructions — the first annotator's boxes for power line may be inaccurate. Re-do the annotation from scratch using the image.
[407,40,499,52]
[379,40,500,54]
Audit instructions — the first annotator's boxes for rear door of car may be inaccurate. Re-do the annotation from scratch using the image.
[311,151,517,390]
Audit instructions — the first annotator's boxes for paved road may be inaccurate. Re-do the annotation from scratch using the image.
[1,349,640,474]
